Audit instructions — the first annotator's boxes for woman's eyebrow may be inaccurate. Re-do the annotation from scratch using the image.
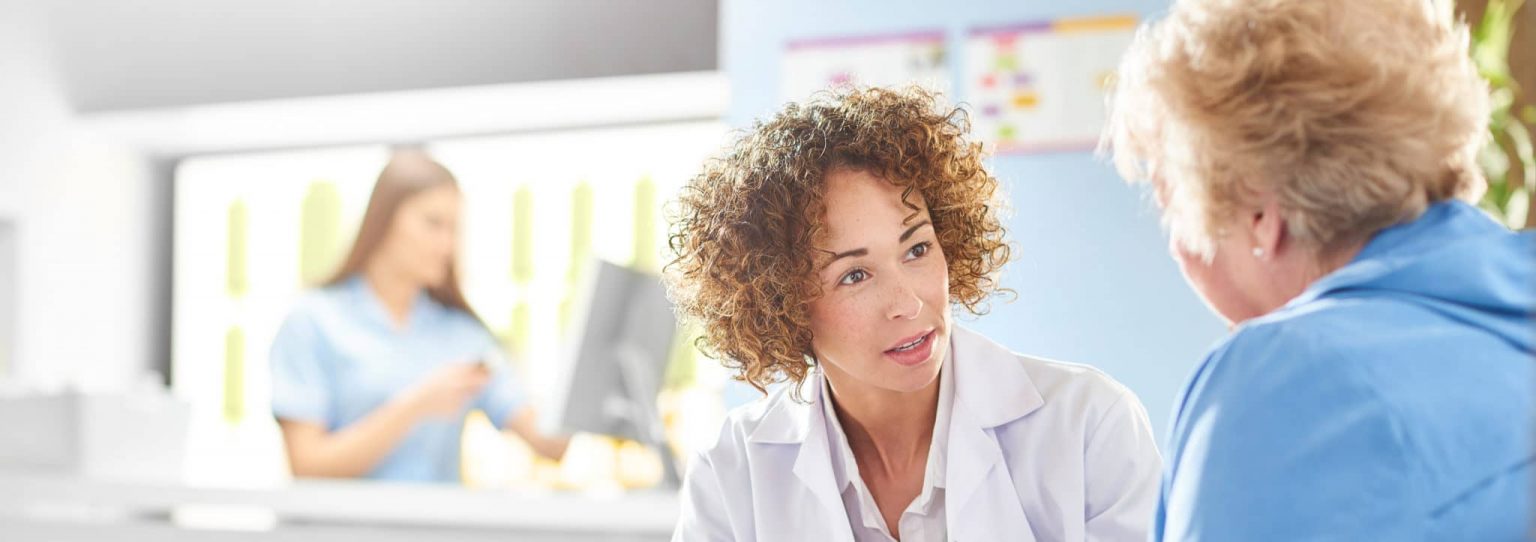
[820,219,932,269]
[825,248,868,267]
[900,220,932,243]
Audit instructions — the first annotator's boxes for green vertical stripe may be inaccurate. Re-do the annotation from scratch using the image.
[511,185,534,284]
[568,181,593,279]
[223,326,245,425]
[300,181,343,285]
[663,327,700,389]
[510,302,531,359]
[227,200,249,297]
[632,176,658,272]
[563,182,594,333]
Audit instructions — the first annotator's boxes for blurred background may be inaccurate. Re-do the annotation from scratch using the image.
[0,0,1528,540]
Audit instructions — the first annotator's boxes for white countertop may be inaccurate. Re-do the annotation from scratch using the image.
[0,470,678,541]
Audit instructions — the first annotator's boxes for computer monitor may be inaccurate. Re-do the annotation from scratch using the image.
[549,258,681,487]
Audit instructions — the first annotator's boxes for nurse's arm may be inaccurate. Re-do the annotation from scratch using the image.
[503,407,571,461]
[279,362,490,478]
[277,394,428,478]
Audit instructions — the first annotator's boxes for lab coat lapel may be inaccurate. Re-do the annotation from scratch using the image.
[792,382,853,541]
[946,399,1036,541]
[751,371,855,542]
[945,327,1043,542]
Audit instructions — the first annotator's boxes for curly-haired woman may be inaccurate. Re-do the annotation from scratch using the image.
[666,87,1160,542]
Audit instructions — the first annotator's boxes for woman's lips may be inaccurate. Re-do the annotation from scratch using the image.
[884,329,936,367]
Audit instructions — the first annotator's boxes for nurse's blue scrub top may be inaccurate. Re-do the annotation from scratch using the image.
[268,275,526,483]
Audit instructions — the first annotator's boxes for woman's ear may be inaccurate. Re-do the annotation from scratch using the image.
[1249,198,1285,261]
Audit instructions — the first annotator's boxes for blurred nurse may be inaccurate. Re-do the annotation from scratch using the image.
[270,149,569,483]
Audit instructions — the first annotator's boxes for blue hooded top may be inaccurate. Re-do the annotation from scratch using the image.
[1153,200,1535,541]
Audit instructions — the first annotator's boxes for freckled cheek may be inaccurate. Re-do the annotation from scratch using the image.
[923,251,952,307]
[815,291,889,356]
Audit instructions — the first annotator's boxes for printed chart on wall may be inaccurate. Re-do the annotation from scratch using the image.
[966,15,1137,155]
[781,30,950,103]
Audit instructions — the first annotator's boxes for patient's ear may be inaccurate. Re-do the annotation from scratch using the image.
[1248,199,1285,261]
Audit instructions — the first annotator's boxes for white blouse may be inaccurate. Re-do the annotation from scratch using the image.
[821,352,955,541]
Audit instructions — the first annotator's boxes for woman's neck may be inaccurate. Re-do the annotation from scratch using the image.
[362,264,421,328]
[1308,239,1366,283]
[825,370,941,477]
[1265,238,1367,314]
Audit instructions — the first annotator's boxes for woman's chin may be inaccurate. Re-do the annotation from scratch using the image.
[419,271,450,290]
[882,350,944,393]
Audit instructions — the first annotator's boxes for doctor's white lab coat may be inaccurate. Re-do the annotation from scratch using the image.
[673,326,1161,542]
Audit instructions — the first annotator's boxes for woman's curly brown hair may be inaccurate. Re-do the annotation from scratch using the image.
[665,86,1011,396]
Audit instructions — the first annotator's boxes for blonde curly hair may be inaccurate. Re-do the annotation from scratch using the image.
[1103,0,1490,259]
[666,86,1011,395]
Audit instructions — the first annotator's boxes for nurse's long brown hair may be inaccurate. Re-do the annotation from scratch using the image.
[325,148,482,322]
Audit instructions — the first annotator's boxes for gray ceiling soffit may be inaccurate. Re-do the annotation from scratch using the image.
[45,0,719,112]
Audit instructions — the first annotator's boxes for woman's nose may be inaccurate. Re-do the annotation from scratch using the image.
[886,277,923,321]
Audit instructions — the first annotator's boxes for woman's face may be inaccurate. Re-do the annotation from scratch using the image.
[808,168,951,396]
[1169,231,1271,326]
[377,185,461,289]
[1155,180,1271,325]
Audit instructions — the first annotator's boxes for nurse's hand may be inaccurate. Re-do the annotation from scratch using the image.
[402,362,491,418]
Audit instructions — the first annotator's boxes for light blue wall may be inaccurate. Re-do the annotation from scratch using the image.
[720,0,1226,440]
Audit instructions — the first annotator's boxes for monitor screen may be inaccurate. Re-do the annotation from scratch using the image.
[550,259,677,443]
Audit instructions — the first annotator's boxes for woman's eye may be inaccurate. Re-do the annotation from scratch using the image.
[839,269,869,286]
[907,241,931,260]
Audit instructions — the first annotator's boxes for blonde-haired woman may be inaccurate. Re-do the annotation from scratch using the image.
[1104,0,1534,539]
[270,149,568,482]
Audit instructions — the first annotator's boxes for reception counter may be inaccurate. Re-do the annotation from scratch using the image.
[0,470,678,541]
